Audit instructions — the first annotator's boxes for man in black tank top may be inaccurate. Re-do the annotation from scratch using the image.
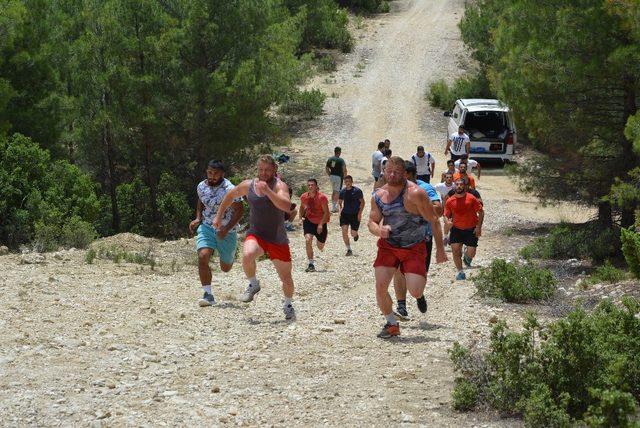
[214,155,296,320]
[368,156,439,339]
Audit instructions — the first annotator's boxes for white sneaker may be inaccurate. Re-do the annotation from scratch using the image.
[283,304,296,320]
[240,282,261,302]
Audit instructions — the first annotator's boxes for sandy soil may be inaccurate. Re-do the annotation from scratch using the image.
[0,1,590,426]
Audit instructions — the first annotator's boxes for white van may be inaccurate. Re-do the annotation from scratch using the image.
[444,99,516,162]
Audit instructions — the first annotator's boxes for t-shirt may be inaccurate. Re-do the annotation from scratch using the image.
[444,192,482,229]
[301,191,329,224]
[434,182,455,200]
[197,178,241,231]
[411,153,435,176]
[448,188,482,203]
[326,156,346,177]
[416,180,441,238]
[453,172,476,189]
[371,150,384,177]
[339,186,364,214]
[454,159,479,170]
[449,132,470,155]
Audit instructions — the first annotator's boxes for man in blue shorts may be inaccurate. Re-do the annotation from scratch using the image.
[338,175,365,256]
[189,160,244,307]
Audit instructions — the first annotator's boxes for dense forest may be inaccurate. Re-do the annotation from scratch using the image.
[0,0,389,250]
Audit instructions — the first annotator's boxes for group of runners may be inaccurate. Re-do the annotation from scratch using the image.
[189,129,483,338]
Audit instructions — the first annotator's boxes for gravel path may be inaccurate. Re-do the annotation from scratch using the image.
[0,1,591,426]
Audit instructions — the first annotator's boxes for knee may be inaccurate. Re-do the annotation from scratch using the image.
[220,263,232,272]
[305,235,313,244]
[198,252,210,265]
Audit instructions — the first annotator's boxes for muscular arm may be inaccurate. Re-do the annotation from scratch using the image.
[213,180,251,228]
[465,140,471,155]
[445,139,452,154]
[321,198,330,225]
[367,195,385,237]
[223,201,244,230]
[410,187,437,223]
[358,197,365,220]
[264,181,292,212]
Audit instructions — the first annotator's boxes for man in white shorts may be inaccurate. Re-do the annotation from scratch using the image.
[326,146,347,213]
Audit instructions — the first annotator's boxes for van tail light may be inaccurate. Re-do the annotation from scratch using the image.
[506,132,514,145]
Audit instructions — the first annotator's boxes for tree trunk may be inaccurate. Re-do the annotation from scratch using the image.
[102,91,120,231]
[597,200,612,228]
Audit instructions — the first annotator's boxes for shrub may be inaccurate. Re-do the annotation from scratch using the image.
[427,73,492,111]
[339,0,390,13]
[279,89,326,119]
[34,222,63,252]
[450,299,640,426]
[587,260,627,284]
[157,172,192,239]
[85,248,97,264]
[287,1,353,52]
[474,259,556,303]
[33,216,97,252]
[621,227,640,278]
[452,378,479,411]
[116,177,153,235]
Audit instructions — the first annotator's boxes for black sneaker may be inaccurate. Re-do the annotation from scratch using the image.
[416,295,428,314]
[353,234,359,242]
[305,263,316,273]
[394,304,410,322]
[345,249,353,256]
[198,292,215,307]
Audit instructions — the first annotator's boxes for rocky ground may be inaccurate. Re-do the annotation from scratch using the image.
[0,0,609,426]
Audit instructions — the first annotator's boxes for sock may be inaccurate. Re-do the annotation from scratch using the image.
[459,269,464,274]
[397,299,406,308]
[385,312,398,325]
[284,297,292,307]
[249,277,259,286]
[346,245,351,251]
[309,259,314,265]
[202,284,212,294]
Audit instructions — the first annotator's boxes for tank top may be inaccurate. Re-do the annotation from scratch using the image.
[374,184,427,248]
[246,178,288,244]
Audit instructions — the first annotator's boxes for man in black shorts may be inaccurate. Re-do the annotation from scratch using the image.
[338,175,365,256]
[299,178,330,272]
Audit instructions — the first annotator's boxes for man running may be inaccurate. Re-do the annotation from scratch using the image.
[434,172,455,202]
[189,160,244,307]
[372,141,385,182]
[410,145,436,183]
[213,155,296,320]
[455,154,481,179]
[338,175,365,256]
[453,161,477,189]
[441,159,457,182]
[368,156,438,339]
[326,146,347,213]
[393,161,447,321]
[445,125,471,161]
[444,178,484,281]
[300,178,330,272]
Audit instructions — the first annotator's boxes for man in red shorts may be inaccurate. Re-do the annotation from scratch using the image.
[214,155,296,320]
[368,156,439,338]
[299,178,330,273]
[444,178,484,281]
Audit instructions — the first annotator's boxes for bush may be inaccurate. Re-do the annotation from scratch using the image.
[621,227,640,278]
[339,0,390,13]
[157,173,192,239]
[287,1,353,52]
[519,222,619,262]
[449,299,640,426]
[33,216,97,252]
[279,89,326,119]
[427,73,492,111]
[116,177,153,235]
[474,259,556,303]
[85,248,97,264]
[452,378,479,411]
[588,260,627,284]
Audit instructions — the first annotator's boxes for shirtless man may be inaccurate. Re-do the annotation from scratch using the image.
[214,155,296,320]
[368,156,439,338]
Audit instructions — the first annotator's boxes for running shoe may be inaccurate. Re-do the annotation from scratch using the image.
[345,249,353,257]
[353,234,359,242]
[239,282,261,302]
[394,305,410,322]
[198,292,215,307]
[305,263,316,272]
[377,323,400,339]
[455,271,466,281]
[283,304,296,321]
[416,295,428,313]
[463,254,472,267]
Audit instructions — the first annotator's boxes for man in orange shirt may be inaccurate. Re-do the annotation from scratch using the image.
[299,178,330,272]
[444,178,484,281]
[453,162,476,189]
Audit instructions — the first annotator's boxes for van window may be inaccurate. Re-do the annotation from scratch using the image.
[463,111,509,141]
[452,105,462,125]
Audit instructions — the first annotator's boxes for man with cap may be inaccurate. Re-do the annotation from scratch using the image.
[189,160,244,307]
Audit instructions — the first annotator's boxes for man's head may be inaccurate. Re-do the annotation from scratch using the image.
[385,156,407,186]
[377,141,385,150]
[447,159,455,170]
[307,178,319,194]
[206,160,225,186]
[458,125,465,135]
[454,178,467,195]
[384,139,391,149]
[416,145,425,158]
[404,160,417,182]
[344,175,353,188]
[334,146,341,156]
[444,172,454,184]
[257,155,277,182]
[384,148,392,157]
[458,162,468,174]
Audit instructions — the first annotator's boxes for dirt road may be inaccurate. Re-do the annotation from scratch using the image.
[0,1,589,426]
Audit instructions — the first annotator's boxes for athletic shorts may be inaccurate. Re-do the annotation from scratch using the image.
[329,175,343,192]
[284,203,297,221]
[303,219,328,243]
[339,212,360,231]
[449,227,478,247]
[245,234,291,262]
[450,153,464,161]
[196,223,238,264]
[417,174,430,183]
[373,239,427,277]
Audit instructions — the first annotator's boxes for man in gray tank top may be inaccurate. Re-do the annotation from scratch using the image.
[214,155,296,320]
[368,156,438,339]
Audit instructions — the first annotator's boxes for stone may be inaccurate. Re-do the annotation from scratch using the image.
[163,390,178,397]
[333,319,346,324]
[488,314,499,324]
[0,246,8,255]
[20,253,45,264]
[320,326,334,332]
[95,410,111,420]
[212,386,220,393]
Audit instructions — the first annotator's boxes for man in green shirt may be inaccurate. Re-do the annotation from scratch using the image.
[326,146,347,213]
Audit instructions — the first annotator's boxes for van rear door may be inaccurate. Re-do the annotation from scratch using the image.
[462,110,509,155]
